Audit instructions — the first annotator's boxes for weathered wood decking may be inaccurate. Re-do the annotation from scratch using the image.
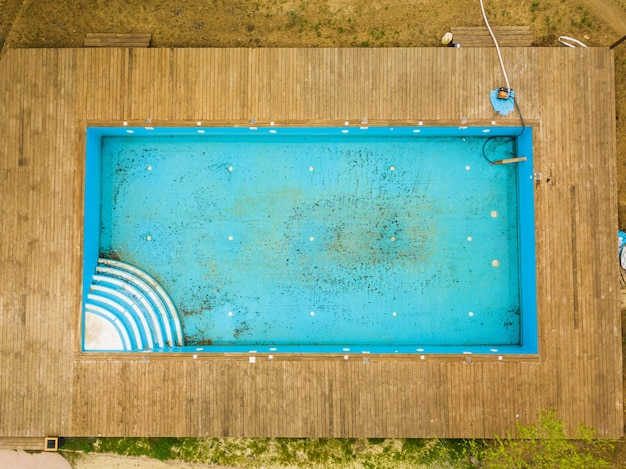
[84,33,152,48]
[450,26,533,47]
[0,47,621,440]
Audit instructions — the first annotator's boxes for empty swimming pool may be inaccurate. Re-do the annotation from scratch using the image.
[83,126,536,354]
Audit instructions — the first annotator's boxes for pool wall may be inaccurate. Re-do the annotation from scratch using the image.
[516,128,538,354]
[83,125,537,355]
[83,132,102,305]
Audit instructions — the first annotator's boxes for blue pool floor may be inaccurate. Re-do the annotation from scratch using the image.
[97,131,522,349]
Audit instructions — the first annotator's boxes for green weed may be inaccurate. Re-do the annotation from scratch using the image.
[479,410,616,469]
[60,427,618,469]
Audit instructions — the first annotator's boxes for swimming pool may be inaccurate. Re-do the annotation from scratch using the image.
[83,126,536,354]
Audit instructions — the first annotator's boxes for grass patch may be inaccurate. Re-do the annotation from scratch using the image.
[60,413,620,468]
[479,410,617,469]
[61,437,477,468]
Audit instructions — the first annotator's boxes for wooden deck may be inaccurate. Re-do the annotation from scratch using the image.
[450,26,533,47]
[84,33,152,48]
[0,47,621,439]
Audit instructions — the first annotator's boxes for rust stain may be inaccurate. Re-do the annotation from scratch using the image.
[99,249,122,261]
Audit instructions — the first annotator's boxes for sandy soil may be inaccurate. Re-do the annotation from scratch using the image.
[63,452,238,469]
[0,450,71,469]
[0,0,617,48]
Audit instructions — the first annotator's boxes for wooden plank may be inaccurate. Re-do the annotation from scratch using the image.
[0,437,47,450]
[84,33,151,48]
[451,26,533,47]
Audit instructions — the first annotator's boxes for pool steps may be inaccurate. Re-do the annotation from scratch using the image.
[84,258,184,351]
[84,303,134,350]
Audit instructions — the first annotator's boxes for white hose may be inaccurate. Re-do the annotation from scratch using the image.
[558,36,588,48]
[479,0,511,90]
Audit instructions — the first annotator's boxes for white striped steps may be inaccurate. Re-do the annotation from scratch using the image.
[84,258,184,351]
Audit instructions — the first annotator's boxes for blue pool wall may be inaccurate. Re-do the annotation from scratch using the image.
[83,125,537,355]
[83,130,102,304]
[516,128,538,354]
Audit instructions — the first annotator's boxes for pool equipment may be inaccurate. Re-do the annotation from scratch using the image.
[610,35,626,49]
[558,36,588,48]
[496,87,511,100]
[490,88,515,116]
[619,230,626,269]
[492,156,527,165]
[441,32,458,47]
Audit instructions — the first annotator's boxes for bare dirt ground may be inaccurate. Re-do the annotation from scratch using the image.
[0,0,625,468]
[0,450,71,469]
[61,452,237,469]
[0,0,620,48]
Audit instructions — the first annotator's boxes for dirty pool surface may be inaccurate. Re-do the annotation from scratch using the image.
[96,127,527,351]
